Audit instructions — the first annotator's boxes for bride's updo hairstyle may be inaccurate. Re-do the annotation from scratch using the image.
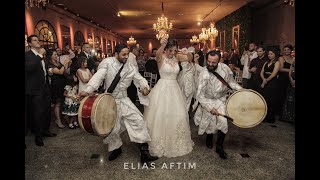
[164,38,178,50]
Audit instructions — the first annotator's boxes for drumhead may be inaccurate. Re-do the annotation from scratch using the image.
[226,89,267,128]
[92,93,117,136]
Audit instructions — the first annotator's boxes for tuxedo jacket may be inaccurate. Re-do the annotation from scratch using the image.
[25,50,48,95]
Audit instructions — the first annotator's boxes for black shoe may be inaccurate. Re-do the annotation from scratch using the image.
[206,134,213,149]
[216,145,227,159]
[42,132,57,137]
[140,143,158,163]
[35,136,44,146]
[141,151,158,163]
[108,147,122,161]
[216,130,227,159]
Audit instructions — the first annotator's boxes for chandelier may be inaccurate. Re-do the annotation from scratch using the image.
[199,28,209,43]
[284,0,294,7]
[25,0,49,8]
[207,22,218,39]
[127,35,136,46]
[190,35,199,44]
[152,2,173,40]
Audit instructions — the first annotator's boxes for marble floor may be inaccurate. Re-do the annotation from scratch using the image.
[25,105,295,180]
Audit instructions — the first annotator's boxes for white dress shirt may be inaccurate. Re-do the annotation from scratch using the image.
[31,49,46,81]
[240,51,257,79]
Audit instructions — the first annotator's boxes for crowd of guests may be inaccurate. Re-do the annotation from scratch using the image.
[230,43,295,124]
[25,35,99,146]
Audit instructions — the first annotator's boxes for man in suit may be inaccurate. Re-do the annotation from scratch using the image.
[25,35,56,146]
[78,43,96,74]
[145,48,160,82]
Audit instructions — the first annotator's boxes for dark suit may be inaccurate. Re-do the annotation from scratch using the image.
[248,56,268,94]
[228,53,240,68]
[145,57,160,82]
[25,50,51,136]
[78,52,95,72]
[197,50,205,67]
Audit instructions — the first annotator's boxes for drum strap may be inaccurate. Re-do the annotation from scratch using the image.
[192,71,233,112]
[211,71,233,90]
[107,65,124,93]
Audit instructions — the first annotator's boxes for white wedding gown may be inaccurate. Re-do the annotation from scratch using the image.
[144,56,194,158]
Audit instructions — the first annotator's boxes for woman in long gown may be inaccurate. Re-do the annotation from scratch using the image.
[144,37,194,158]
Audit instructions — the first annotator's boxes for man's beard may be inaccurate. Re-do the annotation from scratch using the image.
[207,64,218,73]
[119,58,127,64]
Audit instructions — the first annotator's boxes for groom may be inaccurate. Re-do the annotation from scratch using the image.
[78,44,158,163]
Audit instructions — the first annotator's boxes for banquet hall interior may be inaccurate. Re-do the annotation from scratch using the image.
[25,0,295,179]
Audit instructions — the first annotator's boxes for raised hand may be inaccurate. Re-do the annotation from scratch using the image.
[38,48,46,56]
[160,36,168,46]
[194,54,200,64]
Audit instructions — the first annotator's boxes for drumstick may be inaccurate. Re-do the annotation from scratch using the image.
[218,113,234,122]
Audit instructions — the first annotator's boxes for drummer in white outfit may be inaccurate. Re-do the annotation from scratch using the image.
[194,50,242,159]
[78,44,158,163]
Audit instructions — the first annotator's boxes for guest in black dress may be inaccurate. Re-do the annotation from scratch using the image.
[47,50,67,128]
[278,45,294,120]
[260,47,280,123]
[282,59,295,124]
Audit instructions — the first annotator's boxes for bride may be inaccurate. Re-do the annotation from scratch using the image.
[144,37,194,158]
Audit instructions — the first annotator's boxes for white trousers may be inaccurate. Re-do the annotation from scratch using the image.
[103,97,151,151]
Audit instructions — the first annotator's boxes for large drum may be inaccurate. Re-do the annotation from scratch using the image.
[78,93,117,137]
[226,89,267,128]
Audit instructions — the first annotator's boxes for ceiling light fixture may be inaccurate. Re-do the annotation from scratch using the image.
[127,34,137,46]
[152,2,173,40]
[25,0,48,8]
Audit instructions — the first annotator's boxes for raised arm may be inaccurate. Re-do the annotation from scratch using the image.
[156,36,168,65]
[194,54,204,72]
[68,49,75,59]
[177,52,193,62]
[240,51,248,65]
